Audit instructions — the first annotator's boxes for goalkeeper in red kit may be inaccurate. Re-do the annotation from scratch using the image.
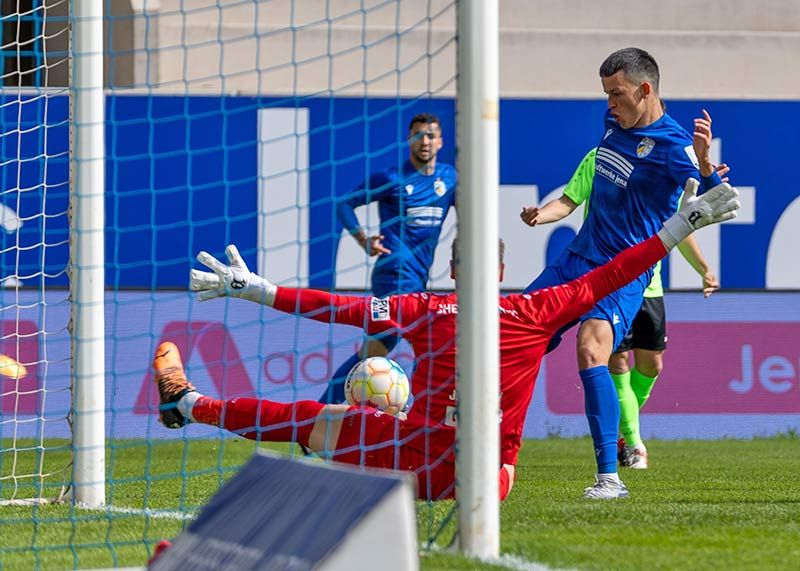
[153,180,738,501]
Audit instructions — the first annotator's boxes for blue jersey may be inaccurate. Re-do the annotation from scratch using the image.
[568,110,709,266]
[338,160,457,295]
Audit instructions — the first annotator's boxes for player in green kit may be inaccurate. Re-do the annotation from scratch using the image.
[522,137,727,470]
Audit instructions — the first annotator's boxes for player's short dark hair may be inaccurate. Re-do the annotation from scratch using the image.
[599,47,660,94]
[451,237,506,265]
[408,113,441,132]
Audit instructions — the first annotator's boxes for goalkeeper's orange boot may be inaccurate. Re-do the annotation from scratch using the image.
[152,342,196,428]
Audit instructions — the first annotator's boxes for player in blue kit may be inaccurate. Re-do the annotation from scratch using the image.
[521,48,723,498]
[528,147,726,471]
[320,113,457,404]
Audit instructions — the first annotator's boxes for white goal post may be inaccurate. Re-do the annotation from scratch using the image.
[70,0,106,507]
[455,0,500,559]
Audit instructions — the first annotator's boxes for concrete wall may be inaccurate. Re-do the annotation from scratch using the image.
[109,0,800,99]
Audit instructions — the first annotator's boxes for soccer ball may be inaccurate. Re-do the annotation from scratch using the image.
[344,357,410,416]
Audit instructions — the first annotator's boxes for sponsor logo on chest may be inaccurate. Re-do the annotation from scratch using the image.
[437,302,459,315]
[435,302,520,318]
[595,146,634,189]
[406,206,445,227]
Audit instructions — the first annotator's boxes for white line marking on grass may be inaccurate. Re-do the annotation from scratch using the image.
[0,498,57,506]
[425,544,563,571]
[77,504,197,521]
[493,554,568,571]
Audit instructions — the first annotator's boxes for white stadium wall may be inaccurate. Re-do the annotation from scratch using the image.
[117,0,800,98]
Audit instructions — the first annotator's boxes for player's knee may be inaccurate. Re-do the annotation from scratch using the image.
[577,320,614,369]
[635,351,664,378]
[637,361,663,378]
[608,352,630,375]
[577,342,611,369]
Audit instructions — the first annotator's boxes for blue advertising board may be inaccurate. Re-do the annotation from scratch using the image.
[1,94,797,290]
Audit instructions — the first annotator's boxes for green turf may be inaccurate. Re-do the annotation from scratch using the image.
[2,436,799,570]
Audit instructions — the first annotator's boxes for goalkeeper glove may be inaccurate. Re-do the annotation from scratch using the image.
[190,244,277,306]
[657,179,740,250]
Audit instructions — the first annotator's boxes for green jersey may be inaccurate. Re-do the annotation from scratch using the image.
[563,149,663,298]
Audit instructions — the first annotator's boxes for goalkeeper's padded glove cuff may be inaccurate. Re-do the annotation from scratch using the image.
[657,213,694,251]
[237,273,277,307]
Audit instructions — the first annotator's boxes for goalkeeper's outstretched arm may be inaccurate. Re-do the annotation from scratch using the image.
[528,180,739,333]
[189,245,401,331]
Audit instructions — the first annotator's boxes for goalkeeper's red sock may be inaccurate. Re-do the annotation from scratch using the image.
[499,465,516,501]
[191,396,323,446]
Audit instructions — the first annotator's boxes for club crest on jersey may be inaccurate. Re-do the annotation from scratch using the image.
[405,184,414,195]
[603,128,613,140]
[434,178,447,196]
[370,297,391,321]
[636,137,656,158]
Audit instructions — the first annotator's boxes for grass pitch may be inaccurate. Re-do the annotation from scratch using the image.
[2,436,799,570]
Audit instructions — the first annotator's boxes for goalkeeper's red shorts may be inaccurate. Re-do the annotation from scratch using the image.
[332,407,456,501]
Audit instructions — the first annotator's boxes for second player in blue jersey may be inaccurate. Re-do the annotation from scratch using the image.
[321,113,457,405]
[337,135,457,296]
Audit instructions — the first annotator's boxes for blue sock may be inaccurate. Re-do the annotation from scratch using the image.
[580,366,619,474]
[379,335,399,354]
[319,353,361,404]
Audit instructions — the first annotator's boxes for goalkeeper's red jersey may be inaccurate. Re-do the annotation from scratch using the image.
[273,235,668,466]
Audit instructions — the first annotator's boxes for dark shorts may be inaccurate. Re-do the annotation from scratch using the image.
[615,296,667,353]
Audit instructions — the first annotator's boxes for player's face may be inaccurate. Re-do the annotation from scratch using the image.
[408,122,442,164]
[602,71,647,129]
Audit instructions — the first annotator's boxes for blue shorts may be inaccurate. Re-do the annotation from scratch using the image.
[524,249,651,352]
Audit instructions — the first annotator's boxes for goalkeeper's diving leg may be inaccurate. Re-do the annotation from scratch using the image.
[152,342,514,501]
[153,341,350,454]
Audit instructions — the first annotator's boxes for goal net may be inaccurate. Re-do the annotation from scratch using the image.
[1,1,496,568]
[0,0,72,506]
